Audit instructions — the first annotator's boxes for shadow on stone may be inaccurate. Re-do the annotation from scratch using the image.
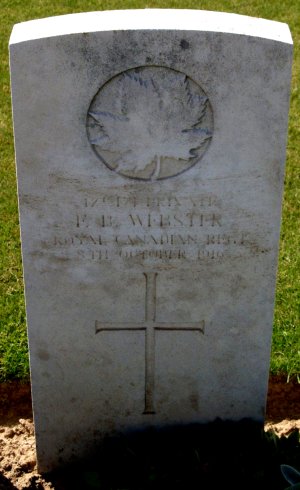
[46,419,300,490]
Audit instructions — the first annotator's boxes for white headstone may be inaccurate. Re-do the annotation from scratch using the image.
[9,9,293,472]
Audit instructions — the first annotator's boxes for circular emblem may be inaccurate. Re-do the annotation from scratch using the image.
[86,66,213,181]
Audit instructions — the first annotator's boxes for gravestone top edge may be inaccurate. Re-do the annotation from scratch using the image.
[9,9,292,46]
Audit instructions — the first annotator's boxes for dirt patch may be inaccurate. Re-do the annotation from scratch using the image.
[265,375,300,436]
[0,376,299,489]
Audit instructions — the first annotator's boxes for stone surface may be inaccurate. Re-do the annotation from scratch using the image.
[9,9,293,472]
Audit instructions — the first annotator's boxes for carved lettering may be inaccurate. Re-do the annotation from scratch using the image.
[46,190,265,266]
[128,213,222,228]
[83,194,220,210]
[76,214,88,228]
[211,214,222,226]
[129,214,145,227]
[198,250,224,259]
[127,235,146,246]
[160,215,171,227]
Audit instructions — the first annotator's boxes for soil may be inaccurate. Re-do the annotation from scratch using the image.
[0,376,299,490]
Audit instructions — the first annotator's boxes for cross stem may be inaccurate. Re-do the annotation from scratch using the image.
[143,272,157,414]
[95,272,204,414]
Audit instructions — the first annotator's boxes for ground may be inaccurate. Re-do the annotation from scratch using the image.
[0,376,299,489]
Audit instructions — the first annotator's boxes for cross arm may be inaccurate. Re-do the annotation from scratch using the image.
[95,321,146,334]
[154,321,205,334]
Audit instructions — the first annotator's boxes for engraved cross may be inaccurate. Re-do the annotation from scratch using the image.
[95,273,205,414]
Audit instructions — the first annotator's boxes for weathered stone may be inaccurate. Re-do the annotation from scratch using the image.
[9,9,293,472]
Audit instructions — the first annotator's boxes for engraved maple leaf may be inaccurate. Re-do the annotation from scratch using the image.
[88,68,212,179]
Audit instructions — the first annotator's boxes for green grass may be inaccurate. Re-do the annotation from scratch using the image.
[0,0,299,382]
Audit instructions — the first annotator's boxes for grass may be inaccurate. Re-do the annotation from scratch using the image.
[0,0,299,382]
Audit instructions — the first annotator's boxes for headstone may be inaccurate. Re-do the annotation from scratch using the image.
[9,9,293,472]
